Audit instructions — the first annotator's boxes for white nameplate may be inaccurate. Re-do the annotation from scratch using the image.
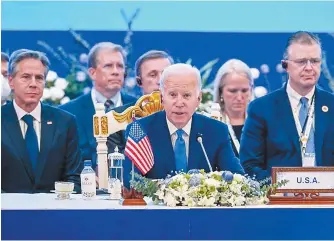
[274,167,334,191]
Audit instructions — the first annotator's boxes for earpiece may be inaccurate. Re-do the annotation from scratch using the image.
[281,60,288,70]
[136,76,142,86]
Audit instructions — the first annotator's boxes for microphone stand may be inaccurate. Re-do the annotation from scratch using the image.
[197,135,213,172]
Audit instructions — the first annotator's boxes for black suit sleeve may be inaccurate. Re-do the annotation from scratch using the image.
[63,116,83,193]
[107,130,126,154]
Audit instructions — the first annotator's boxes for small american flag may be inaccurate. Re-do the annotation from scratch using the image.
[124,120,154,175]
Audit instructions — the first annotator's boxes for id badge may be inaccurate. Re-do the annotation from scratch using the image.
[302,153,316,167]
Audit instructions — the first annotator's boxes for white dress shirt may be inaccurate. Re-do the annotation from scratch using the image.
[166,117,192,160]
[13,100,42,150]
[91,87,122,109]
[286,81,315,127]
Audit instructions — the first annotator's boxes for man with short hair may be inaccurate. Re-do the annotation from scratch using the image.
[1,49,82,193]
[123,63,244,187]
[60,42,136,169]
[1,52,9,78]
[240,31,334,182]
[107,50,174,154]
[135,50,174,95]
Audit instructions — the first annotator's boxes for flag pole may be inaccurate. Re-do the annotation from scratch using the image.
[131,162,134,186]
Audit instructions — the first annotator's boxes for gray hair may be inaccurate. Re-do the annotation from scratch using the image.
[8,49,50,77]
[213,59,254,109]
[88,42,126,68]
[283,31,322,60]
[159,63,202,94]
[135,50,174,77]
[1,52,9,62]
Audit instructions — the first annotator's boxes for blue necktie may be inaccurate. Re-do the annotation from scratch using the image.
[299,97,315,154]
[174,129,187,172]
[22,115,39,172]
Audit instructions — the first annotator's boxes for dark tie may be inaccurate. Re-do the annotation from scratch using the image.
[174,129,187,172]
[22,114,39,172]
[104,99,114,113]
[299,97,315,154]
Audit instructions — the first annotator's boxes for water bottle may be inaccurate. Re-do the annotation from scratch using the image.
[80,160,96,200]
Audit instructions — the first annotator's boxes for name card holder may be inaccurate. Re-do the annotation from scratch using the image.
[268,167,334,205]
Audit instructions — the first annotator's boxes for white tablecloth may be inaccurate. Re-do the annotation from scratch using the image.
[2,193,334,210]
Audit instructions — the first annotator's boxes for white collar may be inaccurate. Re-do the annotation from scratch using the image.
[166,116,192,136]
[286,80,315,107]
[13,99,41,122]
[91,87,122,107]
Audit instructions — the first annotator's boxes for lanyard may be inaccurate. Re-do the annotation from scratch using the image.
[292,94,315,155]
[225,115,240,154]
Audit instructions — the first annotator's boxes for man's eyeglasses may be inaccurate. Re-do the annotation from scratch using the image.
[287,58,322,67]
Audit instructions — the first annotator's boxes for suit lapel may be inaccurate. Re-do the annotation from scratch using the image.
[276,89,302,155]
[35,104,57,182]
[149,111,176,174]
[3,103,34,182]
[188,113,204,170]
[314,88,328,165]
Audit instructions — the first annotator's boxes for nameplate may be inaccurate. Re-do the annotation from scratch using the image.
[274,167,334,192]
[268,167,334,205]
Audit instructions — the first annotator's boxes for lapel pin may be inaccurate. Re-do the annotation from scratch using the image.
[47,121,53,125]
[322,106,328,112]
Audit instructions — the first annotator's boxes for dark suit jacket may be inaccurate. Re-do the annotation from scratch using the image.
[123,111,245,187]
[59,91,137,168]
[1,102,82,193]
[240,86,334,181]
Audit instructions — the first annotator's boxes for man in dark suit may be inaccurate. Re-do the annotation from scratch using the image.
[1,49,82,193]
[123,63,244,187]
[240,31,334,182]
[107,50,174,154]
[60,42,136,169]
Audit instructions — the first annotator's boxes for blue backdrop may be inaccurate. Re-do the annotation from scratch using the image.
[2,30,334,92]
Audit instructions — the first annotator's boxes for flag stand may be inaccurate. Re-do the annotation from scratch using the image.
[121,163,146,206]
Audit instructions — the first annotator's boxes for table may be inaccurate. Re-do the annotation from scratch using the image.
[2,194,334,240]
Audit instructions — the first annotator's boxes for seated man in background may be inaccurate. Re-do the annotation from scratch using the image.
[1,52,11,105]
[107,50,174,154]
[123,63,245,187]
[240,31,334,182]
[1,49,82,193]
[60,42,136,169]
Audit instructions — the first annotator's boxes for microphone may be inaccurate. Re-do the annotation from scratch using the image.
[196,133,213,172]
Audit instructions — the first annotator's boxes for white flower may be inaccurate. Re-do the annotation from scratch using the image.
[197,197,216,207]
[60,96,70,105]
[254,86,268,98]
[50,86,65,100]
[183,197,195,207]
[125,77,137,88]
[79,53,88,64]
[233,174,245,183]
[205,178,221,188]
[54,78,69,90]
[42,88,51,100]
[250,68,260,80]
[76,71,87,82]
[260,64,270,74]
[276,63,285,73]
[155,189,165,200]
[46,70,58,82]
[165,193,177,207]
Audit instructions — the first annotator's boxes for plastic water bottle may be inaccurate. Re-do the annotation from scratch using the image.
[80,160,96,200]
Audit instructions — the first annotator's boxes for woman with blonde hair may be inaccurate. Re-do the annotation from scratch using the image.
[213,59,254,157]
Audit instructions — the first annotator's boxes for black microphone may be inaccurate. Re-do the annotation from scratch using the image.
[196,133,213,172]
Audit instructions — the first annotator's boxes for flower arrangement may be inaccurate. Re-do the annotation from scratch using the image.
[130,169,287,207]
